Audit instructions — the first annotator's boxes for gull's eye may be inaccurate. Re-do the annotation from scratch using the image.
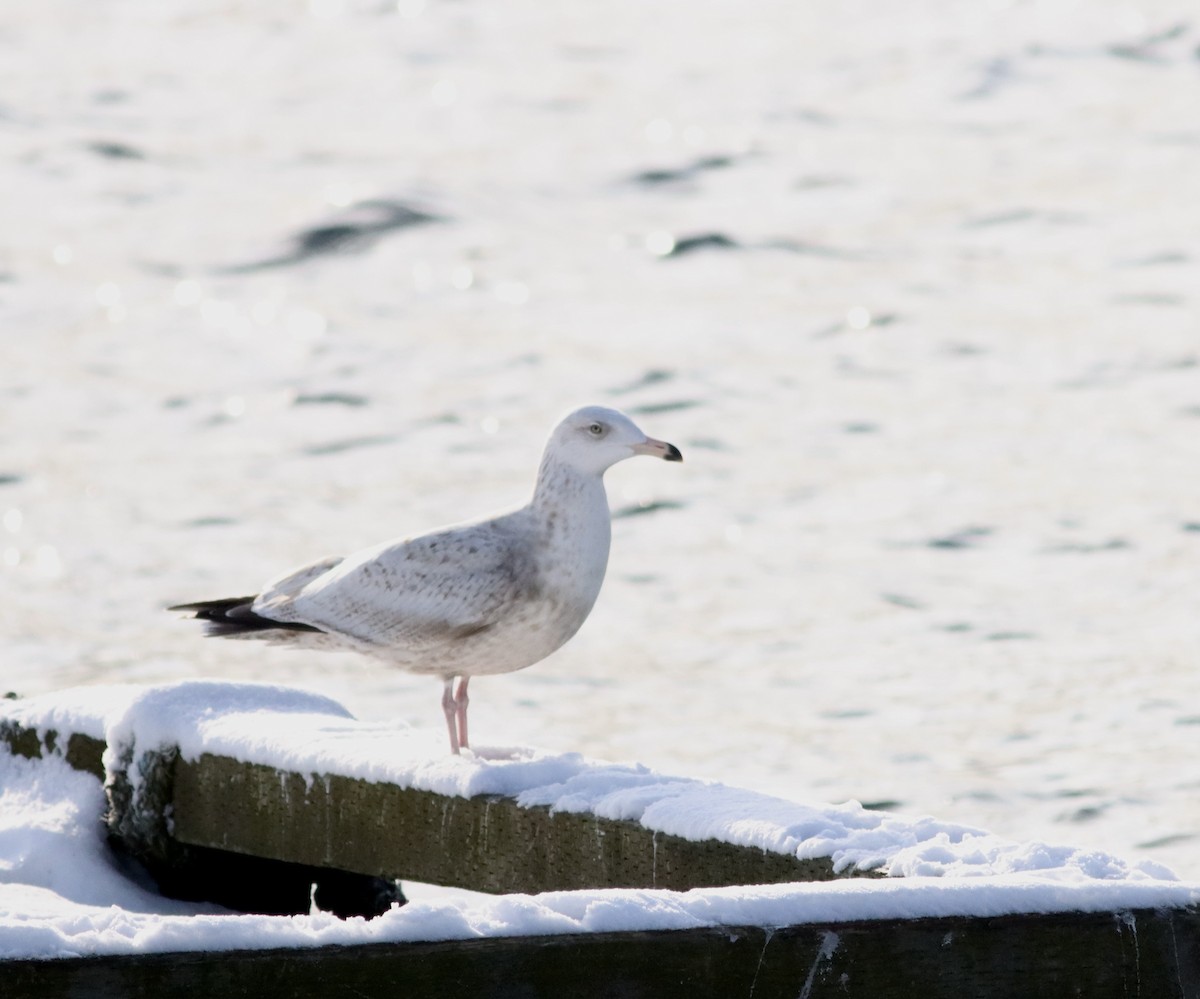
[588,422,606,437]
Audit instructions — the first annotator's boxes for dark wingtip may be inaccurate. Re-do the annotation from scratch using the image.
[663,443,683,462]
[168,596,323,637]
[168,597,257,617]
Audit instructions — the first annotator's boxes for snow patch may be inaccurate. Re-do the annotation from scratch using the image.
[3,681,1196,960]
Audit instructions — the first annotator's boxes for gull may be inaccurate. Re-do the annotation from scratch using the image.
[171,405,682,753]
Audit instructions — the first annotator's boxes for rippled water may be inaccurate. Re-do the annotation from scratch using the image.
[3,0,1200,876]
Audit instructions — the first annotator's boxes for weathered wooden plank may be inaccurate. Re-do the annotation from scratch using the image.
[6,906,1200,999]
[0,722,403,918]
[172,753,869,893]
[6,714,1200,996]
[1,719,874,896]
[0,719,105,781]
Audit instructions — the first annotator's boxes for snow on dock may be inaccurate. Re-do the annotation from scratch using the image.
[2,680,1194,970]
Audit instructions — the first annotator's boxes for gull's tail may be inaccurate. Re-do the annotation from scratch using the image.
[169,597,322,638]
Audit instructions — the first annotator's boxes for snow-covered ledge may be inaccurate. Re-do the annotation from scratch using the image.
[2,680,1198,972]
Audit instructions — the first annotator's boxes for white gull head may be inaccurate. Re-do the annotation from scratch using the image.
[541,405,684,477]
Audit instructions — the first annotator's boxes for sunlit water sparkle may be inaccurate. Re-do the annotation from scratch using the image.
[2,0,1200,877]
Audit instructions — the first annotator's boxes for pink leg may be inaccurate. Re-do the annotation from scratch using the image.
[442,677,460,755]
[454,676,470,751]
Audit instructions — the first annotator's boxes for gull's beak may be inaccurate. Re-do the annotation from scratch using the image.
[633,436,683,462]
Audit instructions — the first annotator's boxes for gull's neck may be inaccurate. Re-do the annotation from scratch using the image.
[530,453,613,547]
[529,453,613,604]
[531,453,609,515]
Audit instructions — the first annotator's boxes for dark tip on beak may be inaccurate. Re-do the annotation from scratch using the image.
[634,437,683,462]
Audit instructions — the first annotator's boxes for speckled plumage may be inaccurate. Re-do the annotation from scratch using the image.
[172,405,682,753]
